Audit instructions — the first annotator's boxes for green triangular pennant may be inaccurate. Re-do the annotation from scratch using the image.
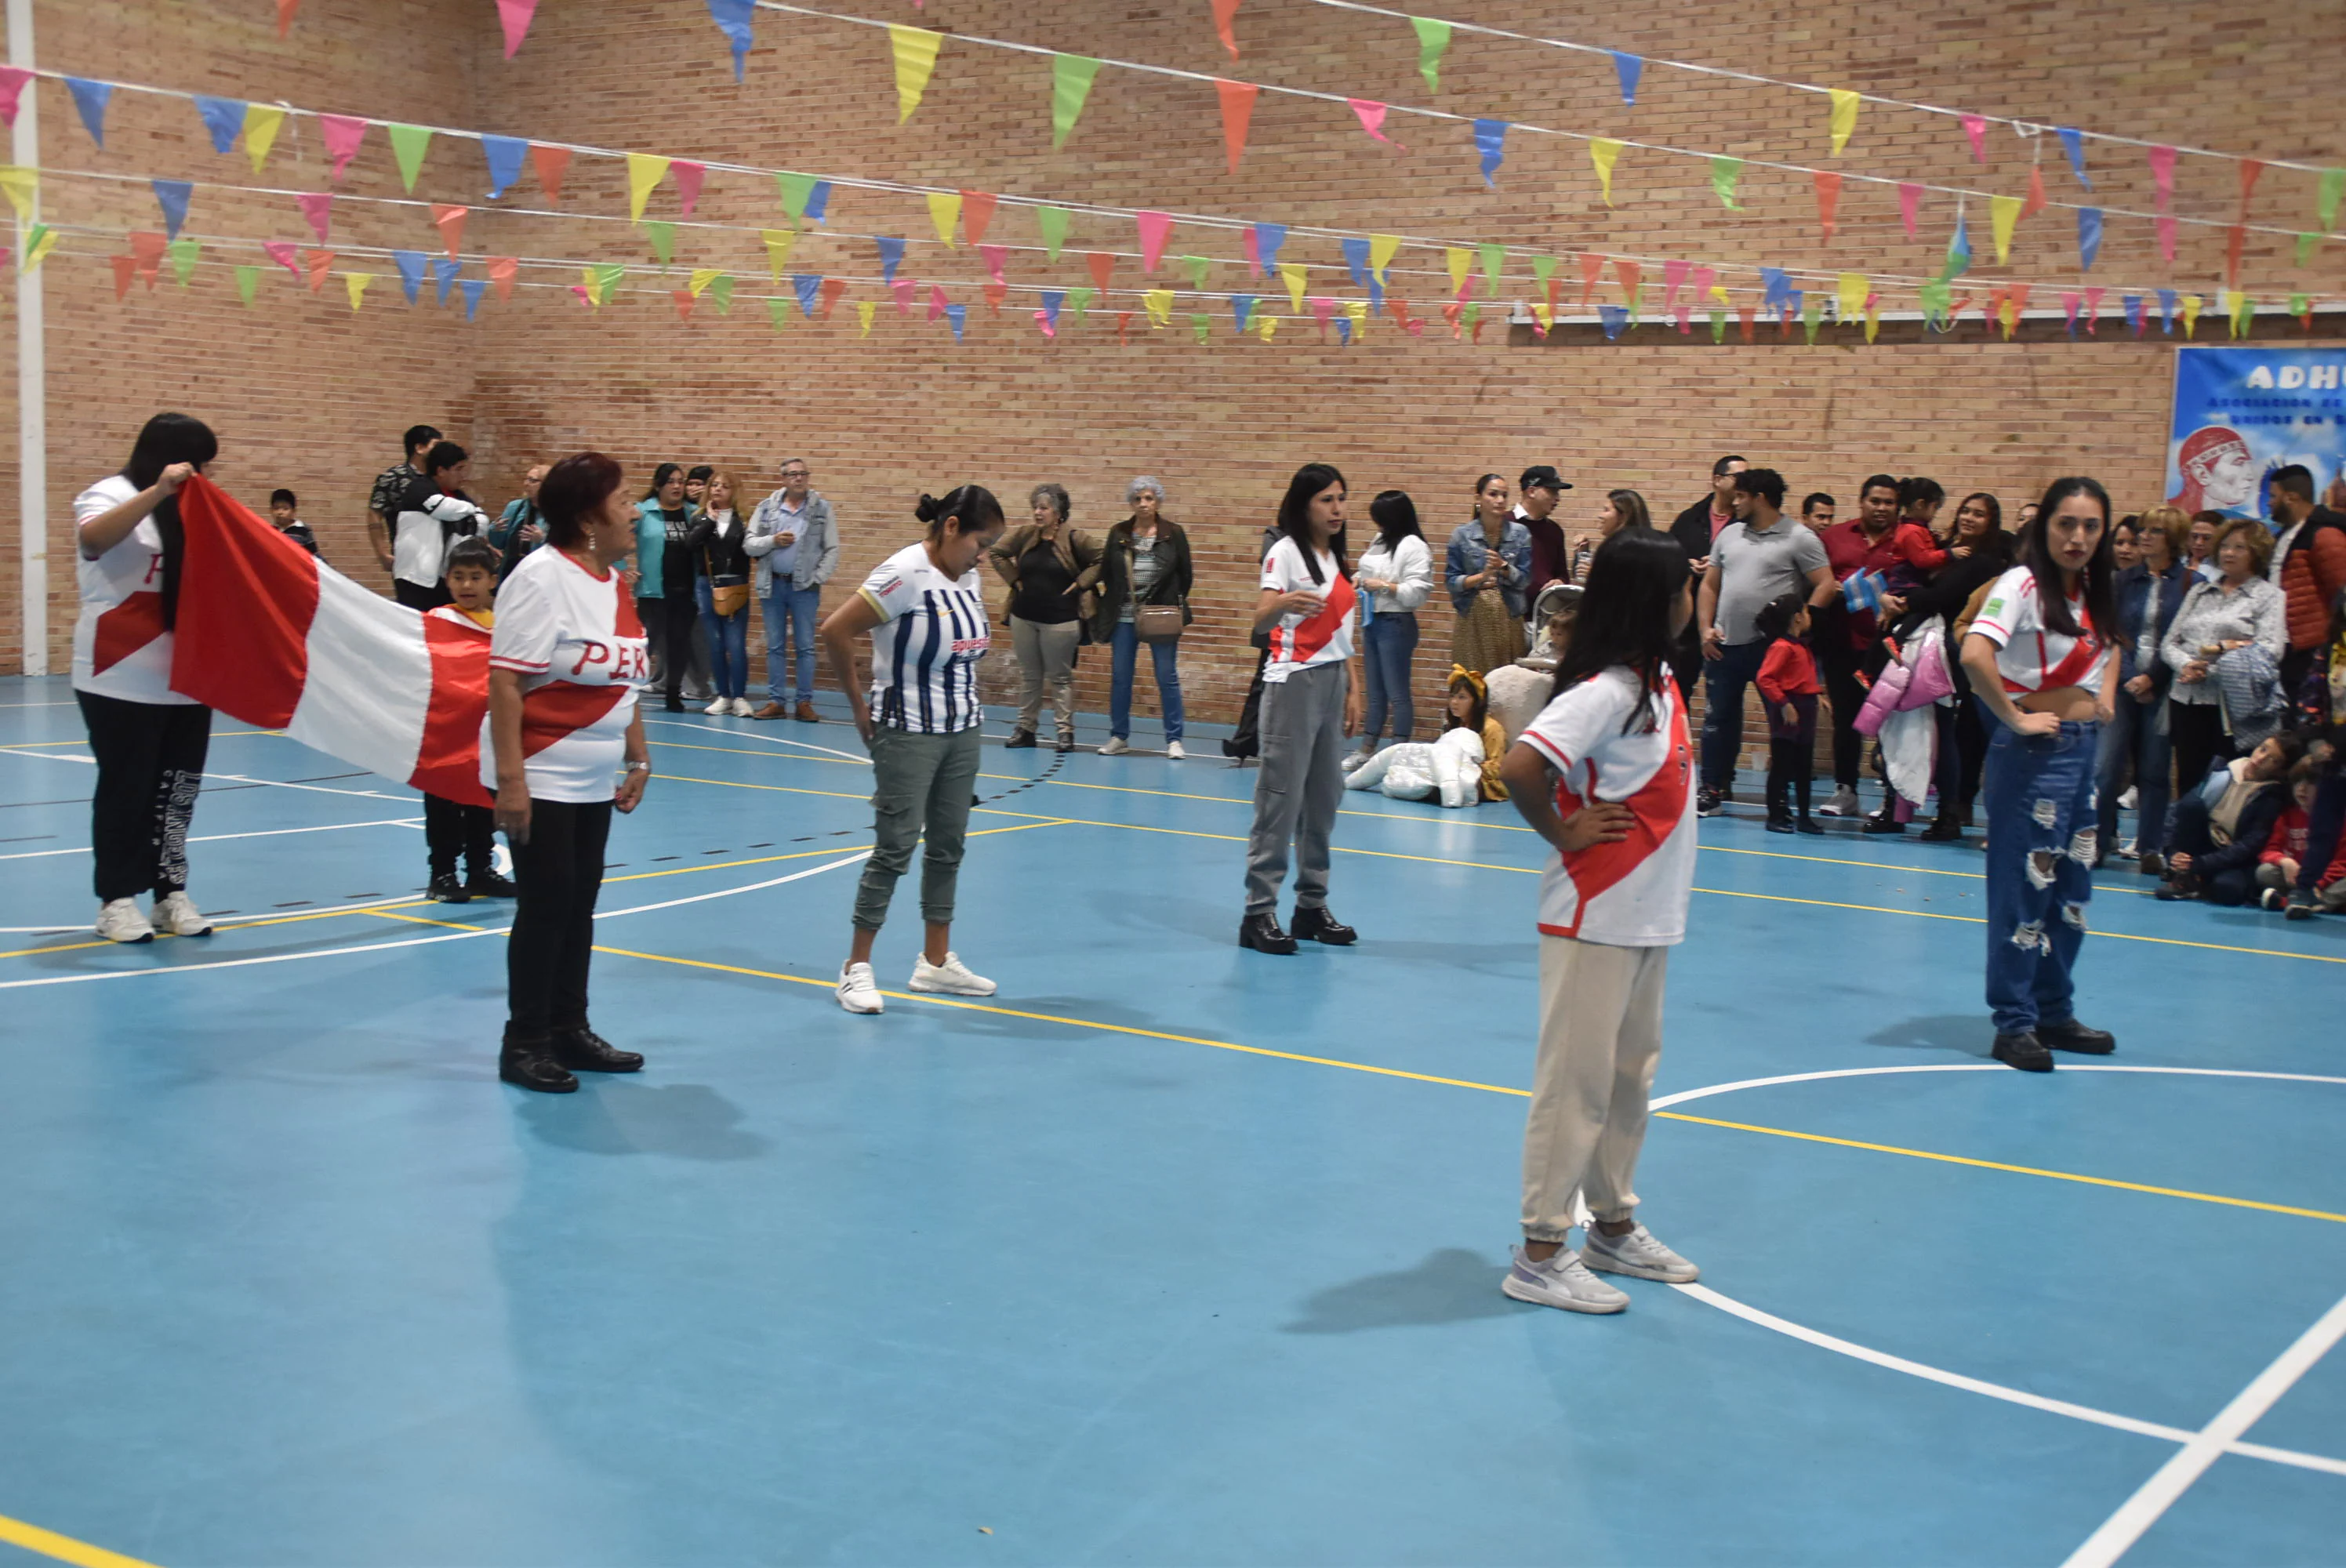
[709,274,734,314]
[775,172,818,227]
[1531,255,1556,289]
[2319,168,2344,232]
[1709,309,1726,343]
[1037,205,1071,261]
[387,124,433,193]
[1478,243,1505,299]
[766,296,791,331]
[235,263,260,306]
[2297,232,2319,267]
[168,238,200,287]
[1190,311,1210,344]
[1067,285,1095,321]
[1409,16,1451,93]
[591,262,625,304]
[1709,156,1744,210]
[1802,295,1824,344]
[1051,54,1102,150]
[1182,254,1209,291]
[643,221,675,267]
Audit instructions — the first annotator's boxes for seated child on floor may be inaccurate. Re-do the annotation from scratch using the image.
[1346,667,1509,808]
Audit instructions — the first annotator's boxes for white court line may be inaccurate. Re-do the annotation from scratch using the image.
[1650,1062,2346,1111]
[0,817,424,862]
[0,850,873,989]
[1,745,408,800]
[2060,1291,2346,1567]
[639,715,870,764]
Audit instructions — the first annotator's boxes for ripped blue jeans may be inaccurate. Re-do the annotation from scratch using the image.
[1982,718,2101,1036]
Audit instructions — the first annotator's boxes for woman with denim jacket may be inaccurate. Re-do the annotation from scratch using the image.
[2095,506,2191,869]
[1091,477,1195,758]
[1447,473,1532,676]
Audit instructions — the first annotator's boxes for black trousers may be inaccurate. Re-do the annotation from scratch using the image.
[659,593,700,704]
[1765,692,1819,820]
[2166,791,2257,906]
[394,579,450,611]
[1222,644,1272,759]
[423,792,496,879]
[76,690,211,902]
[2169,701,2233,803]
[1814,636,1870,789]
[506,798,612,1040]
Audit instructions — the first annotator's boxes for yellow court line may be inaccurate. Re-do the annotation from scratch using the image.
[0,1512,162,1568]
[595,939,2343,1224]
[1658,1111,2346,1225]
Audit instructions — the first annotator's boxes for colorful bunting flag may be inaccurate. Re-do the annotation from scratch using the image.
[2148,144,2176,209]
[151,180,192,240]
[1898,182,1921,238]
[626,154,670,223]
[67,78,113,147]
[1280,263,1307,311]
[1583,252,1607,307]
[981,244,1009,287]
[673,289,696,323]
[2228,290,2253,339]
[1215,80,1258,172]
[433,204,468,258]
[194,96,246,155]
[875,237,906,284]
[1480,243,1505,299]
[2083,285,2103,336]
[1813,171,1842,240]
[1597,304,1628,341]
[890,277,916,315]
[1709,156,1742,210]
[318,114,367,182]
[673,162,706,218]
[1137,210,1174,271]
[1340,238,1370,285]
[0,66,28,128]
[1827,89,1860,154]
[643,220,675,266]
[1182,254,1209,290]
[482,135,526,200]
[794,273,823,318]
[294,191,332,243]
[2319,169,2344,234]
[1051,54,1102,148]
[496,0,536,56]
[488,256,518,302]
[1661,259,1688,307]
[2291,292,2312,330]
[2077,207,2102,271]
[111,256,138,303]
[1961,114,1987,162]
[1445,248,1472,299]
[387,124,432,193]
[1590,140,1624,205]
[1211,0,1243,58]
[767,297,791,332]
[344,272,375,311]
[927,191,962,246]
[1710,309,1726,344]
[1368,233,1401,282]
[709,0,755,81]
[1612,52,1643,106]
[2239,159,2264,216]
[859,299,877,337]
[2299,233,2321,268]
[1088,252,1115,292]
[243,104,287,174]
[1247,221,1287,276]
[1944,212,1972,279]
[2021,163,2047,220]
[433,256,460,306]
[1474,119,1508,186]
[1349,100,1403,150]
[262,240,300,278]
[1802,294,1825,343]
[531,143,572,203]
[890,25,943,122]
[1989,194,2021,263]
[960,191,997,245]
[1231,294,1256,332]
[1258,313,1278,343]
[1143,288,1174,328]
[2158,215,2176,263]
[0,166,34,224]
[761,229,795,281]
[394,250,427,304]
[1068,285,1095,321]
[2057,127,2090,188]
[236,265,261,307]
[2225,223,2246,286]
[168,238,199,288]
[2158,288,2177,333]
[2123,295,2144,336]
[820,278,847,318]
[591,262,624,305]
[1836,272,1868,321]
[1410,16,1448,91]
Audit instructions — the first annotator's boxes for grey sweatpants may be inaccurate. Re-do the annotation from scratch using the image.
[852,724,982,931]
[1243,659,1349,913]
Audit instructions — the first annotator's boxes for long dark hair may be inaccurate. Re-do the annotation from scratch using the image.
[1550,527,1690,731]
[2014,476,2117,638]
[121,413,219,631]
[1274,463,1349,585]
[1369,490,1422,546]
[1951,491,2014,565]
[643,461,685,503]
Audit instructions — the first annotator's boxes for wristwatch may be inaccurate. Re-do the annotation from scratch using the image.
[624,760,652,773]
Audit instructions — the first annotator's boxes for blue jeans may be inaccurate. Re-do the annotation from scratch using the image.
[695,580,750,700]
[1981,718,2100,1036]
[1360,611,1418,745]
[1109,621,1184,742]
[764,583,823,706]
[2095,683,2172,861]
[1699,641,1770,790]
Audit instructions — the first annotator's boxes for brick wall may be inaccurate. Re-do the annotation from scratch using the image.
[7,0,2343,771]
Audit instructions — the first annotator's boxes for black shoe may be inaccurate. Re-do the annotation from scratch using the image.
[1055,732,1076,753]
[499,1036,578,1093]
[2286,887,2319,920]
[664,696,685,713]
[550,1026,645,1073]
[1291,905,1357,946]
[1862,812,1906,835]
[429,873,471,904]
[1238,912,1298,954]
[467,870,518,898]
[1794,816,1825,835]
[1695,787,1726,818]
[1991,1031,2055,1073]
[1765,813,1794,834]
[2038,1018,2116,1055]
[1919,815,1963,842]
[2154,873,2198,902]
[1004,729,1037,749]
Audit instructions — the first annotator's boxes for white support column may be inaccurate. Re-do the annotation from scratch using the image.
[8,0,44,677]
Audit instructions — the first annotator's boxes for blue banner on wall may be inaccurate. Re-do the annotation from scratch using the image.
[2167,346,2346,517]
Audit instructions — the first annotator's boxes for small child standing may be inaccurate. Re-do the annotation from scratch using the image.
[267,488,318,556]
[1753,592,1825,835]
[1496,527,1701,1316]
[423,539,515,903]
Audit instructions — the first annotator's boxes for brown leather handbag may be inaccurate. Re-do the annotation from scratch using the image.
[1135,602,1185,643]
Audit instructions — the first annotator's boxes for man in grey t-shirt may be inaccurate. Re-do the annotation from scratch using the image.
[1695,466,1834,811]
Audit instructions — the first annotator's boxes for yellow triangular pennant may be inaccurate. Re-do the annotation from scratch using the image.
[626,154,670,223]
[890,24,943,123]
[1590,139,1625,205]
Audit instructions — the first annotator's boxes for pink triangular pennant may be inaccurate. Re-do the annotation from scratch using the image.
[1347,99,1404,151]
[673,161,706,217]
[263,241,302,278]
[319,114,369,183]
[2148,145,2176,210]
[2083,285,2104,336]
[2158,215,2177,262]
[1674,303,1691,334]
[0,66,30,128]
[1310,296,1337,339]
[928,283,947,322]
[496,0,535,57]
[1034,309,1055,339]
[1898,181,1921,238]
[1960,114,1986,162]
[1135,211,1173,272]
[892,278,916,316]
[979,244,1008,286]
[1662,259,1689,307]
[1692,266,1715,299]
[571,284,594,308]
[296,192,333,243]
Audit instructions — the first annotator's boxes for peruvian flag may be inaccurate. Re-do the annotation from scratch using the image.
[169,474,495,805]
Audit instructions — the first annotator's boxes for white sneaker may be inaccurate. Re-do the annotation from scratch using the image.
[1818,784,1861,818]
[1166,741,1186,760]
[837,962,884,1014]
[1099,737,1130,756]
[910,952,997,996]
[731,697,756,717]
[2119,786,2139,811]
[1501,1246,1629,1314]
[705,697,732,715]
[95,898,155,944]
[1582,1222,1699,1283]
[1341,746,1371,772]
[154,891,213,937]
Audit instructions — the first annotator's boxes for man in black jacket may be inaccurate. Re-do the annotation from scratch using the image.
[1667,455,1745,699]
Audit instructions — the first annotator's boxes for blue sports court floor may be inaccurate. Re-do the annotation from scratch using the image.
[2,672,2341,1567]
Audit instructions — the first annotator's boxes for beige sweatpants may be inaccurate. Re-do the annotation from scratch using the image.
[1521,935,1669,1242]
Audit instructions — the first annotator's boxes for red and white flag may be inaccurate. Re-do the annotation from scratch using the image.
[169,474,495,805]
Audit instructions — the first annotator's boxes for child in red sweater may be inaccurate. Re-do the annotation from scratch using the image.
[1755,592,1825,834]
[2261,758,2346,910]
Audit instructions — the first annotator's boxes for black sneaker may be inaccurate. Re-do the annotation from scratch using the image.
[551,1026,644,1073]
[1004,730,1037,750]
[1992,1031,2055,1073]
[467,870,518,899]
[499,1036,578,1093]
[2038,1018,2116,1055]
[1919,815,1963,842]
[429,873,471,904]
[2155,873,2199,902]
[1055,732,1076,753]
[2286,887,2319,920]
[1862,812,1906,835]
[1765,813,1794,835]
[1291,905,1358,946]
[1695,787,1726,818]
[1794,816,1825,835]
[1238,912,1298,954]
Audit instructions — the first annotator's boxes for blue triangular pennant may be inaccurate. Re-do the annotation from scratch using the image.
[708,0,755,82]
[2077,207,2103,271]
[483,135,527,199]
[802,180,831,223]
[66,78,112,147]
[1760,267,1790,310]
[945,302,967,341]
[1367,275,1385,316]
[875,236,906,284]
[393,249,427,305]
[1231,294,1257,332]
[2057,127,2090,189]
[193,95,246,155]
[1597,303,1629,340]
[1039,289,1065,328]
[1251,222,1287,276]
[1335,315,1353,346]
[1473,118,1508,187]
[150,180,192,241]
[1611,53,1643,106]
[1340,237,1370,286]
[2123,294,2144,335]
[2157,288,2177,333]
[1945,213,1972,278]
[792,272,821,317]
[433,256,462,306]
[460,278,487,320]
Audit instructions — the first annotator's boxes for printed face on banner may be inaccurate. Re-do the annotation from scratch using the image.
[2166,347,2346,517]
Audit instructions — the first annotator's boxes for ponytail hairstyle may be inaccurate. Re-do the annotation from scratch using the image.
[120,412,220,632]
[2014,476,2118,639]
[1752,590,1807,644]
[1549,526,1690,732]
[1273,462,1349,586]
[1369,489,1423,546]
[914,485,1005,537]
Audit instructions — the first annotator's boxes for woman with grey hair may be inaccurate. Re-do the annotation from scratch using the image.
[1092,476,1195,757]
[988,482,1102,752]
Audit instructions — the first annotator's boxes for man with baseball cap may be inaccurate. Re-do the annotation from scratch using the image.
[1515,464,1574,598]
